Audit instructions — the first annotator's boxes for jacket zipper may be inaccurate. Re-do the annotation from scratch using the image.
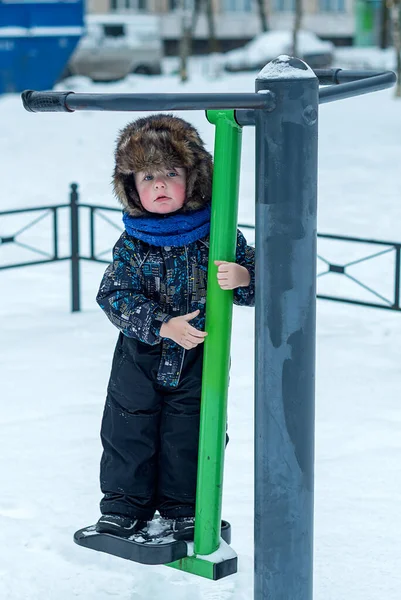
[185,246,190,313]
[178,246,190,378]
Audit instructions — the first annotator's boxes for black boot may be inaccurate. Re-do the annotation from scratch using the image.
[172,517,195,541]
[96,514,147,538]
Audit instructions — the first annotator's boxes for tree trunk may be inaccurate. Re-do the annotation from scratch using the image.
[292,0,303,57]
[380,0,390,48]
[390,0,401,97]
[179,0,195,82]
[192,0,202,35]
[255,0,269,32]
[205,0,219,54]
[184,0,202,61]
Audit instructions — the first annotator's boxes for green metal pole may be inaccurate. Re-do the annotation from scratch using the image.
[194,110,242,556]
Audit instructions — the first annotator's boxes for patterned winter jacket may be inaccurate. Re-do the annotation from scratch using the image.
[96,229,255,388]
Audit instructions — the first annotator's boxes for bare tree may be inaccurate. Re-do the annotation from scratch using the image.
[292,0,303,57]
[179,0,201,82]
[205,0,219,54]
[255,0,269,32]
[380,0,390,48]
[179,3,191,82]
[192,0,202,33]
[389,0,401,96]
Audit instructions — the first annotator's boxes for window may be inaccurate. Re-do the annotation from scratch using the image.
[111,0,148,10]
[103,24,125,37]
[168,0,194,9]
[319,0,345,11]
[223,0,253,12]
[273,0,295,11]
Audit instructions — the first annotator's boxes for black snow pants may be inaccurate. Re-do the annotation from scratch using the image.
[99,333,203,520]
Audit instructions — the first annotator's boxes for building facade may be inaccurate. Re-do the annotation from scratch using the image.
[86,0,355,52]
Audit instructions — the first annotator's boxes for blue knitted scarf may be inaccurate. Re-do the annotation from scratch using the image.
[123,204,211,247]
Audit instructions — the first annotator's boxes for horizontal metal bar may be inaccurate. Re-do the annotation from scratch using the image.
[21,70,395,115]
[314,68,394,84]
[0,204,68,216]
[79,255,108,263]
[67,92,277,112]
[319,71,396,104]
[238,223,256,230]
[234,109,256,126]
[78,203,120,212]
[317,294,401,311]
[0,257,69,271]
[22,90,276,113]
[318,232,401,248]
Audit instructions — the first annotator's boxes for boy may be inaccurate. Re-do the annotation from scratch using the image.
[96,114,255,541]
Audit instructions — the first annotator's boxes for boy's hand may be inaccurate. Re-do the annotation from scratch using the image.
[160,309,207,350]
[215,261,251,290]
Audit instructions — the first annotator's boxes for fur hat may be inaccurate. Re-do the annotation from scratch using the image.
[113,114,213,217]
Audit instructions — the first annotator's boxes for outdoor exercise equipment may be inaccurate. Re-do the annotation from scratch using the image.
[22,56,396,597]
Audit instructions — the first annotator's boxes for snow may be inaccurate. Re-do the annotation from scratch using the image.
[0,27,84,38]
[222,30,334,70]
[1,55,401,599]
[257,54,316,79]
[196,539,237,562]
[333,46,398,71]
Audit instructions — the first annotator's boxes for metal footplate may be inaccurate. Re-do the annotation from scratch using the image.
[74,519,235,579]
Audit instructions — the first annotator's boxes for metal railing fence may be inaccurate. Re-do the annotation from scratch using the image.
[1,182,400,314]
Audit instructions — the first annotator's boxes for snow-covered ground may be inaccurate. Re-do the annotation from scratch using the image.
[333,46,398,71]
[0,58,401,600]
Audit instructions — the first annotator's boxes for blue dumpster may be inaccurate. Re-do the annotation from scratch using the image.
[0,0,84,94]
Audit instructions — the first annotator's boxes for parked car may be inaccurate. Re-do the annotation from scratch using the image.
[222,30,334,72]
[60,14,163,82]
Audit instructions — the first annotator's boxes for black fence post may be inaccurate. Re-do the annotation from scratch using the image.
[394,246,401,308]
[254,57,319,600]
[70,183,80,312]
[52,207,59,260]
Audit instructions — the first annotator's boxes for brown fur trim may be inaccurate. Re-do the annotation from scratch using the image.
[113,114,213,217]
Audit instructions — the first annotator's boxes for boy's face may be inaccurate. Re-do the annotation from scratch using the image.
[134,167,186,215]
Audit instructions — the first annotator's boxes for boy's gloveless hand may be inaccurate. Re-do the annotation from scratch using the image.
[215,261,251,290]
[160,309,207,350]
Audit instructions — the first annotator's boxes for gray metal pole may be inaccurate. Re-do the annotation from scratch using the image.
[254,56,319,599]
[70,182,80,313]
